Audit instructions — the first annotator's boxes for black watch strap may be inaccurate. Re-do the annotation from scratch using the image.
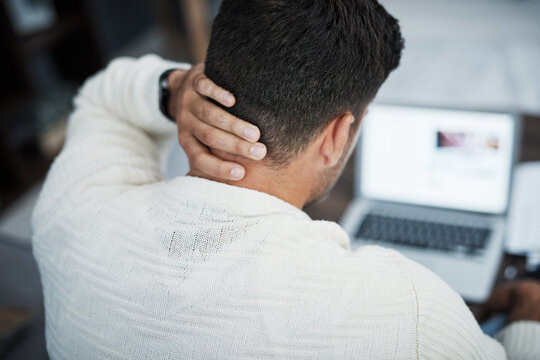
[159,68,178,123]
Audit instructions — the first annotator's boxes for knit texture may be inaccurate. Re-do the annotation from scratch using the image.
[31,55,539,359]
[496,322,540,360]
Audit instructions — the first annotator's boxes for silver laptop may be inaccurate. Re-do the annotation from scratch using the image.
[341,104,519,303]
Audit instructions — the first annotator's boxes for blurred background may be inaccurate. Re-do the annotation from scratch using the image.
[0,0,539,359]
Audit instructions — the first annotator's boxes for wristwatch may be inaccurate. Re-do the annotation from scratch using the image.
[159,68,178,123]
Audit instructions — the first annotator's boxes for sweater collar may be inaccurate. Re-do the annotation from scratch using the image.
[172,175,311,220]
[169,176,351,250]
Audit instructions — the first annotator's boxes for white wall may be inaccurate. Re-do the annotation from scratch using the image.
[377,0,540,114]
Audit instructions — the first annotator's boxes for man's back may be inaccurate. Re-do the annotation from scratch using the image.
[31,55,515,359]
[33,171,418,358]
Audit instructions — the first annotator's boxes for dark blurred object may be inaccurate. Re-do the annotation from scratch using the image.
[520,115,540,163]
[521,268,540,281]
[0,0,161,214]
[179,0,210,63]
[85,0,155,60]
[3,0,57,36]
[0,0,104,99]
[0,0,104,214]
[0,306,34,355]
[0,84,74,214]
[0,236,48,359]
[152,0,213,63]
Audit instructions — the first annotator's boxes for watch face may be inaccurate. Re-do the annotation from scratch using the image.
[161,78,170,90]
[159,69,176,122]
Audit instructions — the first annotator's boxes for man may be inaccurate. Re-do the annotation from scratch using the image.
[32,0,540,359]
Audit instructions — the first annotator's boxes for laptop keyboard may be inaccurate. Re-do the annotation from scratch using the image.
[355,214,491,255]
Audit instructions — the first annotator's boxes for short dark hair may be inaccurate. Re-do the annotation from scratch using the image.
[205,0,404,166]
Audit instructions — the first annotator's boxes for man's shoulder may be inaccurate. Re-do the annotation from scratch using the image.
[268,241,418,292]
[279,241,459,306]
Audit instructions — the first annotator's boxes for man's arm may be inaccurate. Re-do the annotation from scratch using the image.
[409,259,506,359]
[408,258,540,360]
[32,55,181,227]
[31,55,264,228]
[487,281,540,360]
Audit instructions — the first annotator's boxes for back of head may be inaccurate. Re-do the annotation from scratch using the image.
[205,0,404,166]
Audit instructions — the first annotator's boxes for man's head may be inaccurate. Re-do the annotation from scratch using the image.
[204,0,403,206]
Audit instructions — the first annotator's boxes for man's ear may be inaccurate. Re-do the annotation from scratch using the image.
[319,113,355,167]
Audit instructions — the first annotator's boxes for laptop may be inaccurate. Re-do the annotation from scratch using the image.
[341,104,519,303]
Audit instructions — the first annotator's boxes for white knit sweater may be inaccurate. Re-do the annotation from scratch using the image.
[32,55,540,360]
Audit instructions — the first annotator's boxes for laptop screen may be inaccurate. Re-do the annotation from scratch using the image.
[360,105,515,214]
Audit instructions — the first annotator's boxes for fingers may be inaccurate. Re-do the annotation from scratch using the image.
[508,280,540,323]
[173,63,266,174]
[179,132,246,181]
[189,98,261,143]
[182,65,262,143]
[192,71,236,107]
[186,113,267,160]
[478,282,517,322]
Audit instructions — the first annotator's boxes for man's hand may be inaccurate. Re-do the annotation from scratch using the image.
[479,280,540,324]
[168,63,267,181]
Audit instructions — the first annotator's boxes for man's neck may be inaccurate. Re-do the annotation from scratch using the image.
[187,159,314,210]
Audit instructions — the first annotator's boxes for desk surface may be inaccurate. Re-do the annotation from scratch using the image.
[304,114,540,318]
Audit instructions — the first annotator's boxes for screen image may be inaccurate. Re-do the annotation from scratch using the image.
[436,131,500,151]
[360,105,515,214]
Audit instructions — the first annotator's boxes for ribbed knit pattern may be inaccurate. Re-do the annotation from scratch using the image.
[31,55,540,359]
[496,322,540,360]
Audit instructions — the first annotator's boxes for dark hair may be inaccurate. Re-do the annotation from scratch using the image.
[205,0,404,166]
